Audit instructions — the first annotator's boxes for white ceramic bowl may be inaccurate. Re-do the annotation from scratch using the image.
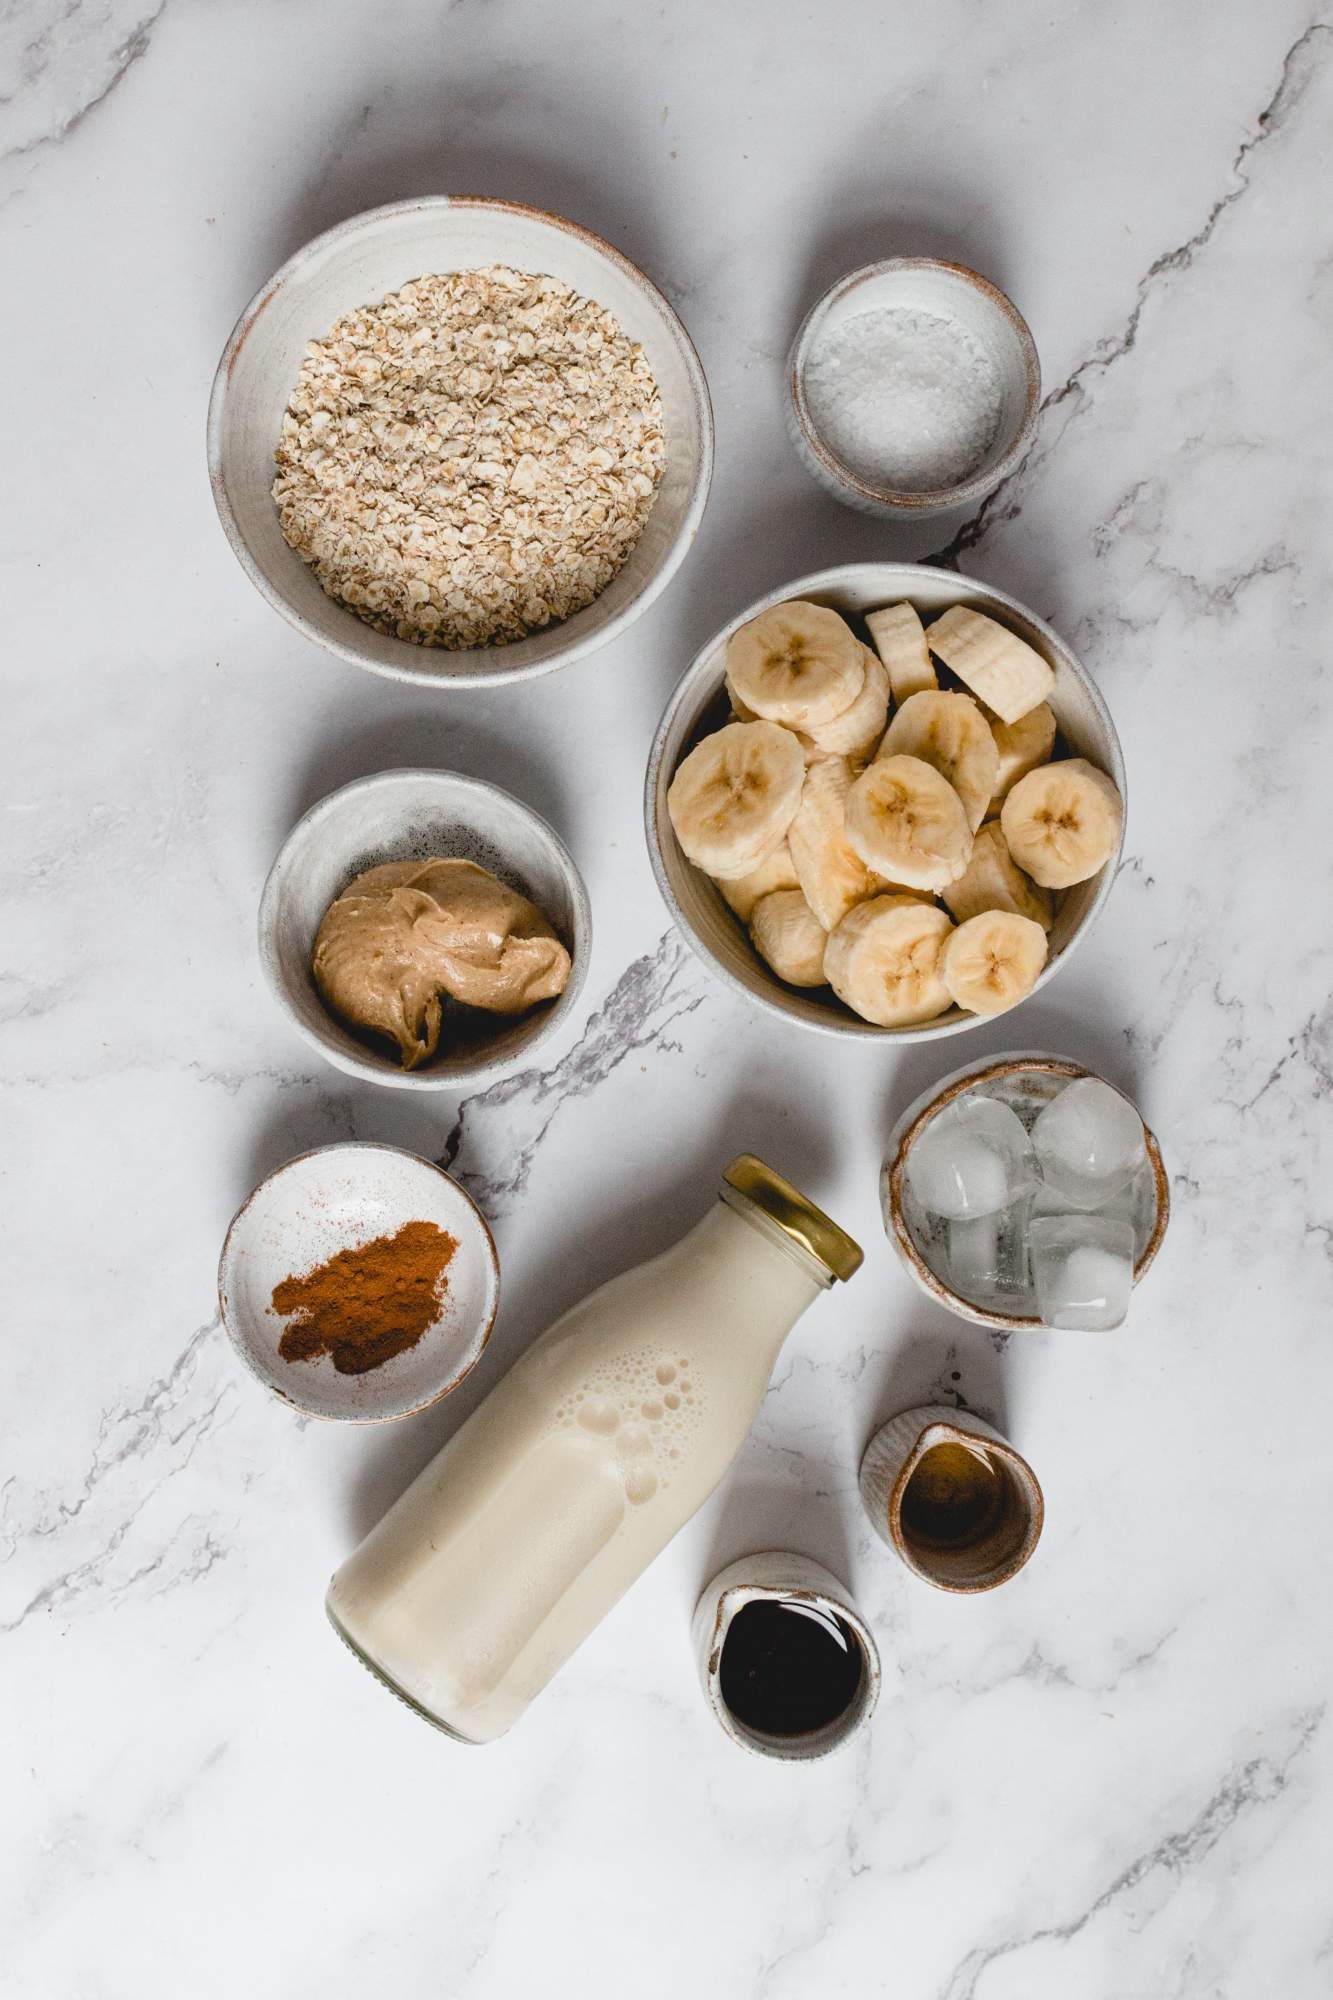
[259,768,590,1089]
[218,1143,500,1422]
[208,196,713,687]
[787,258,1039,518]
[882,1051,1170,1331]
[645,564,1125,1044]
[691,1551,881,1761]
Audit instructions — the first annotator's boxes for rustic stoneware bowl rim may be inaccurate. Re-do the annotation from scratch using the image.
[788,256,1041,512]
[694,1550,882,1761]
[216,1139,501,1424]
[884,1050,1171,1330]
[257,765,592,1091]
[644,563,1125,1043]
[884,1413,1045,1593]
[206,193,715,689]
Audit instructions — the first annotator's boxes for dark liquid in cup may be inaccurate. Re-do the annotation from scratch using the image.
[719,1598,863,1738]
[899,1440,1005,1551]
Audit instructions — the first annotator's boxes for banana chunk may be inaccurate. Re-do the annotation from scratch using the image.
[926,606,1055,725]
[824,895,954,1027]
[716,841,800,921]
[942,910,1048,1015]
[941,821,1054,932]
[788,756,889,931]
[750,890,829,987]
[1000,758,1124,889]
[726,600,866,729]
[878,690,999,833]
[866,602,937,702]
[797,646,889,761]
[667,720,805,880]
[845,754,973,892]
[987,701,1056,812]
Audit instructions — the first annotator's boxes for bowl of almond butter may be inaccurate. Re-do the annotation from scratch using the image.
[259,768,591,1088]
[645,563,1126,1041]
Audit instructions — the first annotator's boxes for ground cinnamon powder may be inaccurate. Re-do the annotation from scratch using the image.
[271,1221,459,1375]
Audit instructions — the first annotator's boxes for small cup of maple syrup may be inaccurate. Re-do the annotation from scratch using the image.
[859,1404,1043,1592]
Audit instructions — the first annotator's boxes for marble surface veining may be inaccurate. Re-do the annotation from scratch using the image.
[3,2,1332,1995]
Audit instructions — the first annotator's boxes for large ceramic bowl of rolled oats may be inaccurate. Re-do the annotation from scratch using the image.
[208,198,713,686]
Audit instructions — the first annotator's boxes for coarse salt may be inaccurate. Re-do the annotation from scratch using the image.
[803,306,1004,493]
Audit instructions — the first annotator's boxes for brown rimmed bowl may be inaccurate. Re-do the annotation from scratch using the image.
[860,1405,1044,1593]
[882,1051,1170,1331]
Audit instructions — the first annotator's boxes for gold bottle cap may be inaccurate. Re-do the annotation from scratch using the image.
[722,1154,863,1284]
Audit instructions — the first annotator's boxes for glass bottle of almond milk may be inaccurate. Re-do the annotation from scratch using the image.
[327,1156,861,1742]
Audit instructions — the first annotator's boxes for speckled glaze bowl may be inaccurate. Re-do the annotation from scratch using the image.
[882,1051,1170,1330]
[208,196,713,687]
[859,1406,1044,1593]
[259,768,591,1091]
[787,257,1039,518]
[218,1142,500,1423]
[646,565,1125,1044]
[692,1551,881,1761]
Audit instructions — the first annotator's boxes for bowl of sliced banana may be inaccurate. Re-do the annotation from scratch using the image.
[644,564,1125,1040]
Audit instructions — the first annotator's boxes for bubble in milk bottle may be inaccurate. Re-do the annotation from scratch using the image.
[326,1155,862,1742]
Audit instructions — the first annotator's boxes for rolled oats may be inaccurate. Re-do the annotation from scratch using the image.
[272,265,666,649]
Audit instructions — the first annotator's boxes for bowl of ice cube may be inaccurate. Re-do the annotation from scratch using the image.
[883,1053,1169,1332]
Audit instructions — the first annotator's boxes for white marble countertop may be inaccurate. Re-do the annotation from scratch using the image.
[5,3,1332,1994]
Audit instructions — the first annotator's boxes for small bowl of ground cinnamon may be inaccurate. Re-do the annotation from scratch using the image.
[218,1142,500,1422]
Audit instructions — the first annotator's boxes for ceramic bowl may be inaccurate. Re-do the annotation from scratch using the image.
[259,768,590,1090]
[645,564,1125,1044]
[787,258,1039,518]
[883,1051,1170,1330]
[218,1143,500,1422]
[859,1406,1044,1593]
[208,196,713,687]
[692,1551,881,1761]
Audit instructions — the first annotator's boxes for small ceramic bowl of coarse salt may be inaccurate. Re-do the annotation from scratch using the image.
[787,258,1039,518]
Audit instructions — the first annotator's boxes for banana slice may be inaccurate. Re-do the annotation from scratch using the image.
[726,600,866,729]
[797,646,890,761]
[845,754,973,892]
[987,701,1056,812]
[865,602,937,702]
[926,606,1055,725]
[716,841,800,921]
[942,910,1048,1015]
[667,720,805,880]
[824,895,954,1027]
[878,690,999,833]
[941,821,1055,932]
[1000,758,1124,889]
[787,756,889,930]
[750,890,829,987]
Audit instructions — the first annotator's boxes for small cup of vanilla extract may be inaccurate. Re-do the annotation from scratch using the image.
[693,1551,881,1761]
[860,1404,1043,1592]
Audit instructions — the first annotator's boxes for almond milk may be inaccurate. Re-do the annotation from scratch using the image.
[327,1157,861,1741]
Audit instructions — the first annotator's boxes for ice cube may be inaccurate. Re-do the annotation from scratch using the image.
[947,1212,998,1293]
[947,1195,1031,1307]
[1032,1078,1147,1210]
[1030,1214,1134,1330]
[905,1094,1036,1221]
[1031,1159,1153,1247]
